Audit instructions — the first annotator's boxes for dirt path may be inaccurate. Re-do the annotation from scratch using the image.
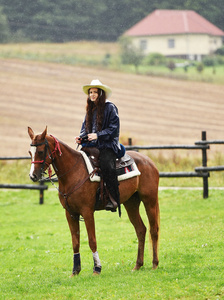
[1,58,224,156]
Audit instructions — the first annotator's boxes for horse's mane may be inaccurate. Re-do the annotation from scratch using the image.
[48,135,79,156]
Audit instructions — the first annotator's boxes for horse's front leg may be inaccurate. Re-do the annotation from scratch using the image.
[83,211,102,275]
[66,211,81,276]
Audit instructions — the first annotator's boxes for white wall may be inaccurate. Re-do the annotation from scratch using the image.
[131,34,223,59]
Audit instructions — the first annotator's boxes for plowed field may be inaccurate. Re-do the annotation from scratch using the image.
[1,58,224,156]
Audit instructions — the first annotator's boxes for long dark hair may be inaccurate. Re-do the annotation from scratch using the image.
[85,88,106,132]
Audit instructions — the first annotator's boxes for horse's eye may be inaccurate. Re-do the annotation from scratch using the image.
[38,151,44,155]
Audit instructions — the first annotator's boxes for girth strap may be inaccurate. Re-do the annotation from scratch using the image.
[62,168,98,220]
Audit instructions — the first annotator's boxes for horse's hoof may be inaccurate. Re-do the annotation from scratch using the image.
[132,263,143,271]
[152,263,158,270]
[70,270,80,277]
[93,265,101,275]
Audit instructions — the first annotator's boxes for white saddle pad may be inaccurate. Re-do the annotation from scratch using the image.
[79,150,141,182]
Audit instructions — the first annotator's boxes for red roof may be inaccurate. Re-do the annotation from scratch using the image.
[124,10,224,36]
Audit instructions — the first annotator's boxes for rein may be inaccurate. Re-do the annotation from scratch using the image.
[30,135,97,220]
[58,168,97,221]
[31,135,62,178]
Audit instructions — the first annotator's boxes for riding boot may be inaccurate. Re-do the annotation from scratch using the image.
[99,148,121,217]
[105,189,118,212]
[105,179,121,216]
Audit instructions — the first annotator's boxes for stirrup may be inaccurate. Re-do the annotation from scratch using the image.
[105,200,117,212]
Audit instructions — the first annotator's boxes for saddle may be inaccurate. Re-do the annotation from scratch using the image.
[81,146,134,212]
[81,146,134,171]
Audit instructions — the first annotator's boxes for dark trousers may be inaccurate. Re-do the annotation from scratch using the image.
[99,148,120,206]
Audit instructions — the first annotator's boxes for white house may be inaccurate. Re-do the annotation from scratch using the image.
[123,10,224,61]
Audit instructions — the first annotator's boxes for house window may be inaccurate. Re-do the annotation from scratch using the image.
[140,40,147,51]
[168,39,175,48]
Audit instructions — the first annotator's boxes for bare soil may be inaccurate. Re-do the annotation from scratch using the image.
[1,58,224,156]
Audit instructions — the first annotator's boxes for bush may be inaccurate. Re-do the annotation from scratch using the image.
[202,56,216,66]
[102,53,111,66]
[196,62,204,73]
[167,60,176,71]
[215,46,224,56]
[144,52,166,66]
[216,55,224,65]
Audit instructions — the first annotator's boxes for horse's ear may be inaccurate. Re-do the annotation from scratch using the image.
[40,126,47,140]
[28,127,35,140]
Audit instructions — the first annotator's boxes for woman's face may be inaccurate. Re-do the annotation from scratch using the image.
[89,88,99,102]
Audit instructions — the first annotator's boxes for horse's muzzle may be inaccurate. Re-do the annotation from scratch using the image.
[29,173,38,182]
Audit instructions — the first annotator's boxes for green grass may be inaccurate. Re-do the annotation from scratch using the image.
[0,41,224,84]
[0,189,224,299]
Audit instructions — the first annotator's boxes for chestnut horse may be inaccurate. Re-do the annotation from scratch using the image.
[28,127,159,276]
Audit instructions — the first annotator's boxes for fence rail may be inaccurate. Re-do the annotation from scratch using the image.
[0,131,223,203]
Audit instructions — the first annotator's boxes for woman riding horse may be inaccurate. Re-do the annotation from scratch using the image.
[75,79,124,216]
[28,100,160,275]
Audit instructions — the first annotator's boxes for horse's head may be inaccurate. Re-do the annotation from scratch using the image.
[28,126,60,182]
[28,126,48,181]
[28,127,63,182]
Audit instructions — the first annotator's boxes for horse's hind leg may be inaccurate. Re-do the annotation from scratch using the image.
[123,192,146,271]
[143,195,160,269]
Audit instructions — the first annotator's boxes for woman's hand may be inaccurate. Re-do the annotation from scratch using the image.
[75,136,81,144]
[88,133,97,141]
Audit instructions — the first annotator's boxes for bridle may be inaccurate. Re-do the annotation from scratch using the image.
[30,135,97,221]
[30,135,62,178]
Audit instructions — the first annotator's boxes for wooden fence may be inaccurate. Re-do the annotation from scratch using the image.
[1,131,224,203]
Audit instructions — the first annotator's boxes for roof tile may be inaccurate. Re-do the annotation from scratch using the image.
[124,10,224,36]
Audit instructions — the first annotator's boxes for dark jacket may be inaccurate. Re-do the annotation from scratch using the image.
[80,101,123,157]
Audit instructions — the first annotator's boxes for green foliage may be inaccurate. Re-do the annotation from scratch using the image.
[167,60,176,71]
[215,46,224,56]
[102,53,111,66]
[0,6,10,42]
[144,52,166,66]
[0,0,151,42]
[119,36,144,73]
[196,62,204,73]
[202,55,217,66]
[216,55,224,65]
[1,41,224,84]
[0,189,224,299]
[0,0,223,42]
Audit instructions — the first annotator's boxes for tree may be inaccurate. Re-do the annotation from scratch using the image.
[119,36,144,73]
[0,7,10,42]
[0,0,223,42]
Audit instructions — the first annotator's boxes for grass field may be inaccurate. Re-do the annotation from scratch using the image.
[0,189,223,299]
[0,42,224,84]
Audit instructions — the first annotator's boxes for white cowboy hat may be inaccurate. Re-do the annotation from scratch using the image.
[83,79,112,98]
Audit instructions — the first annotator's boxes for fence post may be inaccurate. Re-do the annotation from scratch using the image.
[201,131,209,198]
[39,180,45,204]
